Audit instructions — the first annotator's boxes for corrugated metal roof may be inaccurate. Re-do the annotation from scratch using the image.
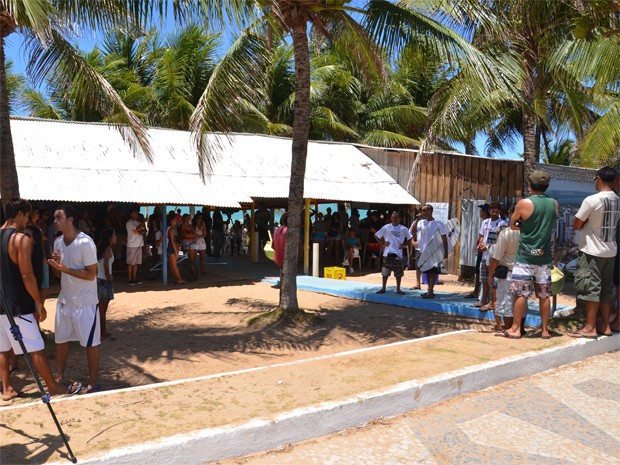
[207,133,419,205]
[11,118,248,207]
[10,118,418,206]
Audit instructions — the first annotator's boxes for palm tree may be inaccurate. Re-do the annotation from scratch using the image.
[186,0,518,318]
[418,0,619,190]
[0,1,157,203]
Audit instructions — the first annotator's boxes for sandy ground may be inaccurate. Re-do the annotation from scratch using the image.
[11,264,576,391]
[1,257,584,462]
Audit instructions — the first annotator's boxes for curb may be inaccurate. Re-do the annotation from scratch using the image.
[65,334,620,465]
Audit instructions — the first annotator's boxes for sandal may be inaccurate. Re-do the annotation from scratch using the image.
[84,384,102,394]
[65,381,83,396]
[479,304,494,312]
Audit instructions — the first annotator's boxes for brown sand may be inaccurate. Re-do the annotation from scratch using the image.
[0,261,582,463]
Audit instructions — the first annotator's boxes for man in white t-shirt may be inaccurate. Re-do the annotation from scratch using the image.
[48,204,100,394]
[375,211,412,295]
[126,209,145,285]
[474,202,507,309]
[413,204,448,298]
[570,166,620,339]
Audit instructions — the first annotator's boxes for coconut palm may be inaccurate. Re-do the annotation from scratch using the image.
[185,0,519,318]
[0,1,158,202]
[417,0,619,189]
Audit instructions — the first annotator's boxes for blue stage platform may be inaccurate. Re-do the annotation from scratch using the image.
[262,276,572,328]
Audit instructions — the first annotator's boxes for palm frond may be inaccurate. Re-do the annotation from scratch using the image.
[579,101,620,167]
[361,129,421,148]
[18,88,64,120]
[190,32,270,176]
[25,29,152,160]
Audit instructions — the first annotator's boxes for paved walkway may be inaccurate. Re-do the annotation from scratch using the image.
[215,351,620,465]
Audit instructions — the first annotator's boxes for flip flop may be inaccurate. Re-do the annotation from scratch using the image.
[568,332,598,340]
[479,304,494,312]
[66,381,83,396]
[376,289,386,294]
[541,334,552,340]
[396,290,405,295]
[421,293,435,299]
[471,302,483,308]
[411,286,421,290]
[494,330,521,339]
[84,384,102,394]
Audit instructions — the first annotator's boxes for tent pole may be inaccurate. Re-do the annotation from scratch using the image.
[250,200,257,263]
[304,198,311,275]
[162,204,168,286]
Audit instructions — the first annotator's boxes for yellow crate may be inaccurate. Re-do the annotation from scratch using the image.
[324,266,346,280]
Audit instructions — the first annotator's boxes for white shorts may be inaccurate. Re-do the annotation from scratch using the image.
[0,313,45,354]
[126,246,143,265]
[494,273,515,317]
[190,238,206,251]
[55,302,101,347]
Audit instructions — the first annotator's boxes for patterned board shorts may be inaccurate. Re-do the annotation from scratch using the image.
[479,263,489,283]
[509,262,552,299]
[382,254,404,278]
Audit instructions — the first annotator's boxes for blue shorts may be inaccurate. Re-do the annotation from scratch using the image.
[97,278,114,302]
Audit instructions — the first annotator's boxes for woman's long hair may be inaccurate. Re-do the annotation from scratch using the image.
[97,228,115,260]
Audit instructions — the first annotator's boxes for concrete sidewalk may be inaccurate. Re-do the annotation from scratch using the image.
[219,351,620,465]
[1,331,616,464]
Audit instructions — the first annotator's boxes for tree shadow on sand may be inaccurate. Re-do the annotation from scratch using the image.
[84,295,483,391]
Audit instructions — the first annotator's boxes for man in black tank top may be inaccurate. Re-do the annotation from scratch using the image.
[0,198,70,400]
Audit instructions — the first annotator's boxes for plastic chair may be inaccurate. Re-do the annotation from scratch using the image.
[342,242,362,272]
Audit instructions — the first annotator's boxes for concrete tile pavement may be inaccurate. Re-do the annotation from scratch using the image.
[214,351,620,465]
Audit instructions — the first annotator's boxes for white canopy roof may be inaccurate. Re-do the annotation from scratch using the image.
[10,117,248,207]
[208,133,419,205]
[10,117,418,206]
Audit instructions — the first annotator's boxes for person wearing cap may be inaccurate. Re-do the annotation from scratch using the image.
[501,170,558,339]
[466,204,490,299]
[568,166,620,339]
[473,202,506,310]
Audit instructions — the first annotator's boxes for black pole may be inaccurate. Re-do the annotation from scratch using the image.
[1,289,78,463]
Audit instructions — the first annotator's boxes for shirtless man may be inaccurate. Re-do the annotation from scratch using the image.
[0,198,77,401]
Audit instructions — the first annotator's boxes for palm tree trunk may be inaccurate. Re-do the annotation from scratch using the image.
[0,33,19,205]
[521,65,539,197]
[279,20,311,314]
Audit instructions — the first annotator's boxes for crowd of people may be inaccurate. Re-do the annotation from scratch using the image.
[0,166,618,402]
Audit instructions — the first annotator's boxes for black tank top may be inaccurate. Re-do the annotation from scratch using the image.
[0,228,36,316]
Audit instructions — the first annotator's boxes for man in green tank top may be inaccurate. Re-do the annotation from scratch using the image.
[498,170,558,339]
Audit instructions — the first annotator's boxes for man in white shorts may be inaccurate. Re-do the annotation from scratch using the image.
[0,198,77,400]
[126,208,144,285]
[487,225,526,334]
[48,204,100,394]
